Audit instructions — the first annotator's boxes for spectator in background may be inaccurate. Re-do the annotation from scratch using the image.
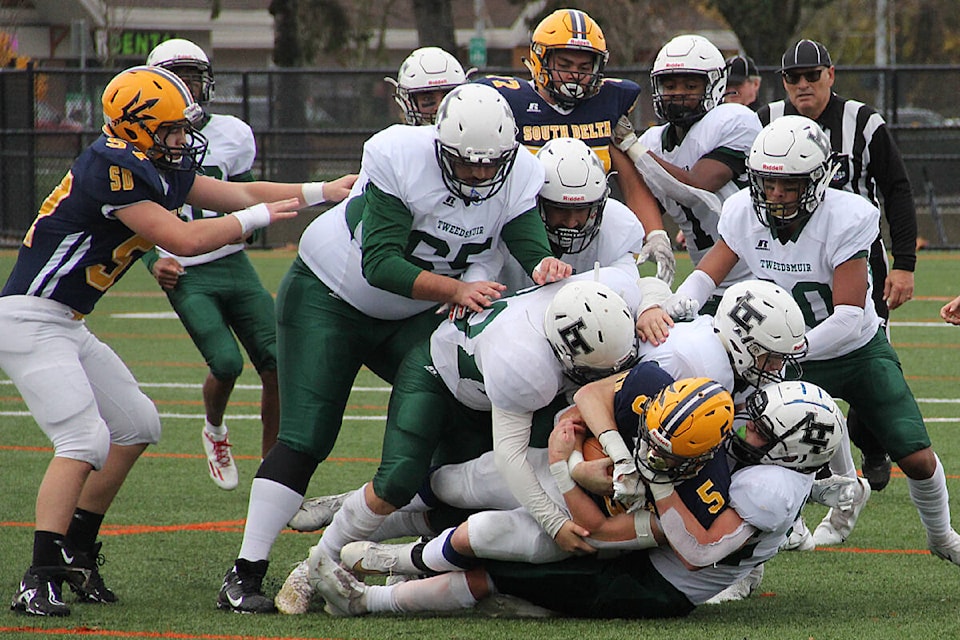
[724,54,764,111]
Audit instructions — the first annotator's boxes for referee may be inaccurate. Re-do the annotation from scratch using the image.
[758,39,919,493]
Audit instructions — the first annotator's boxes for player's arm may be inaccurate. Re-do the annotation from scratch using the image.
[803,255,869,360]
[115,198,299,257]
[647,154,734,193]
[186,172,357,212]
[652,489,756,570]
[500,208,572,284]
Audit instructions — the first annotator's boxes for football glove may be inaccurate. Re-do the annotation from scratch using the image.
[662,292,700,321]
[637,230,676,287]
[810,474,859,510]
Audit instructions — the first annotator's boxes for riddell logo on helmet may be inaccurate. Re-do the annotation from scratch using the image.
[562,194,587,202]
[427,79,448,86]
[567,38,592,47]
[762,163,785,171]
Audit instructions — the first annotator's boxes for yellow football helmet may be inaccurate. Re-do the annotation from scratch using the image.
[525,9,608,108]
[637,378,734,482]
[101,65,208,171]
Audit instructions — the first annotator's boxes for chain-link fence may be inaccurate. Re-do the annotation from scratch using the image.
[2,65,959,247]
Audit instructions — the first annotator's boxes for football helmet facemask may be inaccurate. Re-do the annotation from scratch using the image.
[651,34,726,126]
[714,280,808,388]
[536,137,609,254]
[730,381,845,474]
[146,38,215,105]
[434,84,518,203]
[102,65,208,171]
[525,9,609,109]
[747,115,838,230]
[544,279,638,385]
[636,377,734,482]
[386,47,473,125]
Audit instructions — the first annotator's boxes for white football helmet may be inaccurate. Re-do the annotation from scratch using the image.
[714,280,808,387]
[434,84,519,203]
[747,115,838,229]
[544,280,638,384]
[536,138,609,254]
[146,38,214,105]
[731,380,846,474]
[385,47,473,125]
[651,34,726,126]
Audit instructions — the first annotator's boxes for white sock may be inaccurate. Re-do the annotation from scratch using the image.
[371,510,434,541]
[907,454,952,539]
[318,484,385,560]
[389,572,479,613]
[420,527,471,572]
[205,419,227,438]
[828,432,857,479]
[238,478,303,561]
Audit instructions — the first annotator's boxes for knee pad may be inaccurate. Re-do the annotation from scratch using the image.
[52,419,111,470]
[108,391,162,446]
[209,351,245,381]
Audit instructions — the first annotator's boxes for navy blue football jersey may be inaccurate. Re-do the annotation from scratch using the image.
[610,360,731,527]
[2,135,196,314]
[475,75,641,171]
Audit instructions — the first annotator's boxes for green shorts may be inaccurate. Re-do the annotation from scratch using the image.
[165,250,276,379]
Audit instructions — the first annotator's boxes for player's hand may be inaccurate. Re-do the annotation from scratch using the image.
[637,230,676,287]
[323,173,359,203]
[554,520,596,555]
[883,268,914,310]
[532,257,573,285]
[941,295,960,325]
[151,257,185,291]
[266,197,302,222]
[612,460,644,503]
[548,418,582,464]
[810,474,858,509]
[612,115,638,152]
[571,458,614,496]
[451,280,505,313]
[663,292,699,321]
[635,306,674,345]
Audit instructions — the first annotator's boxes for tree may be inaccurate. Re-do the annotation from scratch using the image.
[412,0,456,53]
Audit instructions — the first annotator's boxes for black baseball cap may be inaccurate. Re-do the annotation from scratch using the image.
[725,55,758,84]
[781,39,832,71]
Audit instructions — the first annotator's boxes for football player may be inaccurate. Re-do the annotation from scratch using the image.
[4,65,355,617]
[307,380,847,618]
[637,115,960,567]
[216,83,573,614]
[476,8,675,286]
[141,38,279,491]
[386,46,472,125]
[613,34,761,308]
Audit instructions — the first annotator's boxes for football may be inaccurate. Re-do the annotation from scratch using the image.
[583,436,607,461]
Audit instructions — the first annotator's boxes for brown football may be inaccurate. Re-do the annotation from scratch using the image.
[583,436,607,461]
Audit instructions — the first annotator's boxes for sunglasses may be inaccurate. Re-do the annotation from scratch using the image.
[782,68,826,85]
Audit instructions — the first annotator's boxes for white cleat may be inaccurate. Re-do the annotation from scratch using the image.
[202,428,238,490]
[813,476,871,546]
[340,540,425,576]
[929,530,960,566]
[780,516,815,552]
[287,492,351,532]
[306,545,368,617]
[704,564,765,605]
[275,560,314,615]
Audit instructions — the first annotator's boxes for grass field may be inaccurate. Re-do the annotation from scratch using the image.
[2,248,960,640]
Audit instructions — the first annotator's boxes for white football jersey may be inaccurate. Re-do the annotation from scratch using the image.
[159,113,256,265]
[495,198,645,293]
[430,267,642,412]
[298,125,544,320]
[639,103,759,291]
[650,462,812,604]
[718,188,882,358]
[637,315,734,393]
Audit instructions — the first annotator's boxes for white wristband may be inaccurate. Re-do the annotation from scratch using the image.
[633,510,657,548]
[550,460,576,494]
[598,430,632,464]
[301,181,327,206]
[567,449,585,476]
[232,203,271,236]
[648,481,675,503]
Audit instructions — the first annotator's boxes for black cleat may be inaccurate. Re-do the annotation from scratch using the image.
[217,559,276,613]
[861,453,892,491]
[64,541,118,604]
[11,568,70,617]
